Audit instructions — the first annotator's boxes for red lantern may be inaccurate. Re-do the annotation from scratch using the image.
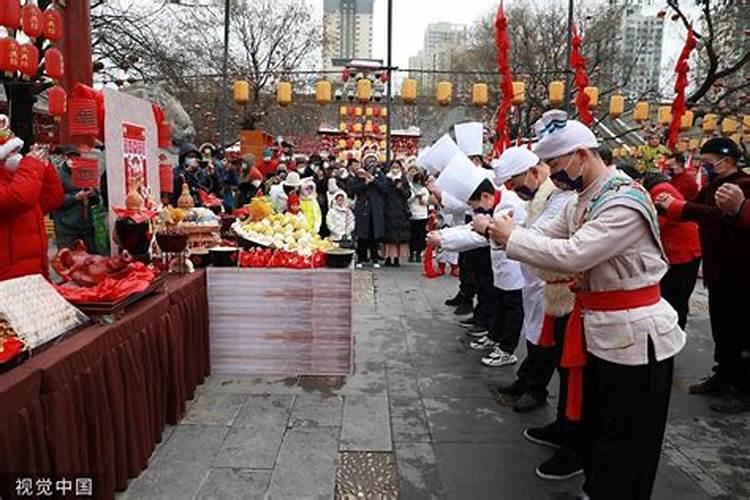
[44,47,64,80]
[0,37,20,75]
[346,138,354,149]
[42,7,63,41]
[159,163,174,193]
[21,4,43,39]
[17,43,38,78]
[0,0,21,30]
[48,85,67,118]
[341,68,350,82]
[380,72,389,83]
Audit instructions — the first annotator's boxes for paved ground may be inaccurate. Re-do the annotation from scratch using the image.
[118,265,748,500]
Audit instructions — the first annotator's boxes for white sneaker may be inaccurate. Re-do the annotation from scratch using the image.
[356,263,364,269]
[373,262,381,269]
[482,348,517,367]
[469,336,498,351]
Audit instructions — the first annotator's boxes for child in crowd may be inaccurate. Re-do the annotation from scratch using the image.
[326,191,356,242]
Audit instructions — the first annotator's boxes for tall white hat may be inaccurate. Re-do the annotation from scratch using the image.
[454,122,484,157]
[436,153,487,203]
[420,134,463,174]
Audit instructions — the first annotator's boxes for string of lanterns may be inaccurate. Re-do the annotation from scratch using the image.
[0,0,67,120]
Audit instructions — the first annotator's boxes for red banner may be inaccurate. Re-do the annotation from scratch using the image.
[68,97,99,136]
[123,123,147,191]
[70,157,100,189]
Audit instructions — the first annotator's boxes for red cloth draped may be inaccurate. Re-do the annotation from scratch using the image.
[538,314,556,347]
[667,29,698,150]
[55,262,158,303]
[423,245,441,278]
[569,26,593,125]
[562,284,661,421]
[493,1,514,155]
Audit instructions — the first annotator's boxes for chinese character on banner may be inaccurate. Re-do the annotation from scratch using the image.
[122,122,148,192]
[76,477,93,496]
[56,477,73,495]
[36,478,53,496]
[15,478,33,496]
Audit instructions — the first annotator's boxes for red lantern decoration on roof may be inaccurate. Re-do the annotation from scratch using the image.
[42,7,63,41]
[48,85,67,119]
[0,0,22,30]
[21,4,43,39]
[17,43,39,78]
[44,47,64,80]
[0,37,20,75]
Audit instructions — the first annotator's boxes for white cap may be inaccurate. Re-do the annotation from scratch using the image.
[492,147,540,184]
[420,134,463,174]
[454,122,484,157]
[436,154,487,203]
[532,110,598,161]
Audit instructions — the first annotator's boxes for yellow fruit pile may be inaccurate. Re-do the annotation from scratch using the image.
[235,213,333,255]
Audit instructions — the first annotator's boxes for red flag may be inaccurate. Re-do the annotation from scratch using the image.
[569,26,593,125]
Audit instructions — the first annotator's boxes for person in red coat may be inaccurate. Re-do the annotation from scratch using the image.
[665,152,699,201]
[618,164,702,330]
[0,135,64,281]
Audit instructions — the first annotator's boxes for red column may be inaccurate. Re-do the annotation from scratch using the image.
[59,0,93,144]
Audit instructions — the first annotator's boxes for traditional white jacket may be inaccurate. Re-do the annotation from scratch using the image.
[506,169,686,366]
[439,186,527,290]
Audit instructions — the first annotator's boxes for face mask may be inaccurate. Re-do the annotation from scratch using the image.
[702,159,725,184]
[297,167,306,174]
[185,158,198,167]
[5,153,22,171]
[550,154,585,192]
[251,180,261,188]
[340,171,349,179]
[515,185,537,201]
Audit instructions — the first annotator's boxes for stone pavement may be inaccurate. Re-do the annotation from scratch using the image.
[118,265,748,500]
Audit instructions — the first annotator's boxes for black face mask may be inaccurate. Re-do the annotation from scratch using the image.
[515,185,537,201]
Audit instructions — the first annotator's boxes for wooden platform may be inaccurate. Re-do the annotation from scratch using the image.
[207,267,353,376]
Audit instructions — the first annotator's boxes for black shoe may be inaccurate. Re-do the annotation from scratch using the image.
[495,380,525,397]
[408,255,415,263]
[394,258,400,267]
[536,448,584,481]
[523,422,563,449]
[415,255,422,263]
[384,258,393,267]
[513,393,546,413]
[710,392,750,414]
[689,374,731,396]
[459,316,477,327]
[445,292,464,306]
[454,302,474,315]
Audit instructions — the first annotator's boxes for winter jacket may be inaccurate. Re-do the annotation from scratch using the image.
[0,156,64,281]
[326,192,356,241]
[350,175,386,240]
[439,186,527,290]
[51,162,100,242]
[409,185,429,220]
[642,173,701,266]
[300,194,322,233]
[382,176,412,243]
[670,169,699,201]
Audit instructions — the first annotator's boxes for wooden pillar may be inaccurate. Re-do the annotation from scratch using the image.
[59,0,93,144]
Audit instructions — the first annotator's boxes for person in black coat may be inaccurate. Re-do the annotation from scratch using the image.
[382,161,412,267]
[350,162,386,267]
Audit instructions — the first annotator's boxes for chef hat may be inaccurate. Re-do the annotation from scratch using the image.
[436,153,487,203]
[492,147,540,184]
[532,110,598,161]
[454,122,484,157]
[420,134,463,174]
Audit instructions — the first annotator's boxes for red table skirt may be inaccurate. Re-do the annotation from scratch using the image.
[0,270,210,500]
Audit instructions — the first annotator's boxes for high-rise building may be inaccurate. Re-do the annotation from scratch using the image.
[609,0,665,99]
[322,0,374,71]
[409,23,467,93]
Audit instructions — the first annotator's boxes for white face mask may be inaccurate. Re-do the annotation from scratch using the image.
[340,170,349,179]
[251,180,261,188]
[5,153,23,171]
[185,158,198,167]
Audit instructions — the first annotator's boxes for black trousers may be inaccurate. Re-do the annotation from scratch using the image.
[516,315,568,404]
[458,251,476,300]
[486,288,524,353]
[708,286,750,393]
[409,219,427,256]
[468,248,494,328]
[581,342,673,500]
[660,258,700,330]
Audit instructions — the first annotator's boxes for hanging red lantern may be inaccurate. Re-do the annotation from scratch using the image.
[21,4,43,39]
[341,68,350,82]
[17,43,39,78]
[0,0,22,30]
[347,106,355,117]
[48,85,67,119]
[0,37,20,75]
[44,47,64,80]
[42,7,63,41]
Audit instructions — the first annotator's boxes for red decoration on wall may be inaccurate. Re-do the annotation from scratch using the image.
[21,3,43,39]
[569,26,593,125]
[667,28,698,150]
[43,7,63,41]
[17,43,39,78]
[0,0,21,30]
[44,47,64,80]
[0,37,20,74]
[493,1,514,155]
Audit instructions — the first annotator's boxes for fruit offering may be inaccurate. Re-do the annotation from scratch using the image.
[233,212,334,256]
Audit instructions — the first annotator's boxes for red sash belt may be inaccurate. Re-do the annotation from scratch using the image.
[562,284,661,422]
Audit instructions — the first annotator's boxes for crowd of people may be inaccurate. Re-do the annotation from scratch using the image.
[411,113,749,499]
